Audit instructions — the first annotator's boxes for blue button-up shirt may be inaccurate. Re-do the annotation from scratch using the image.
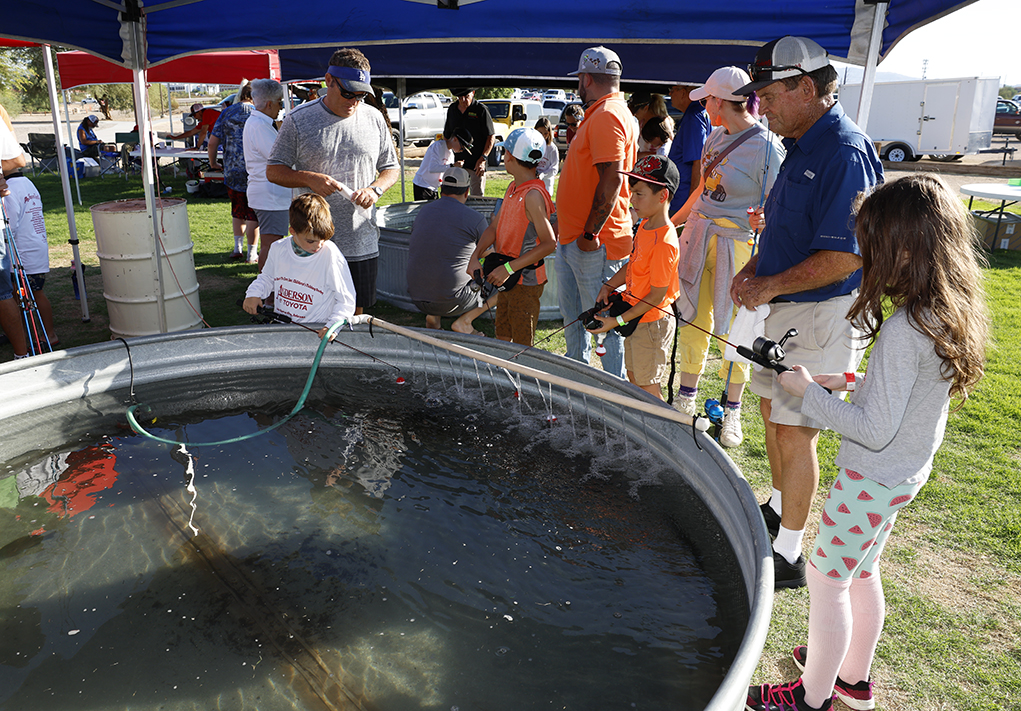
[756,102,883,302]
[210,102,255,192]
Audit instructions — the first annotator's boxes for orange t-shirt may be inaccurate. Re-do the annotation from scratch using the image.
[555,92,638,261]
[625,221,680,323]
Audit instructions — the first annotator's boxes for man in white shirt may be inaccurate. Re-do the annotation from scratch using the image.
[244,79,292,271]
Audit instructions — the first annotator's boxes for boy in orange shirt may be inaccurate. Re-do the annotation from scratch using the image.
[467,128,556,346]
[588,155,681,399]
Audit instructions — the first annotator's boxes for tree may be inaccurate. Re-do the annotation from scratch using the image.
[475,87,513,100]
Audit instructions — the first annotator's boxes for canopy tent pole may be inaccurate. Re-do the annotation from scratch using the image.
[398,77,406,202]
[43,45,90,322]
[167,84,174,132]
[125,18,168,334]
[855,1,889,134]
[61,90,83,205]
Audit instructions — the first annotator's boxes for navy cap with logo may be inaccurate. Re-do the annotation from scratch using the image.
[620,154,680,196]
[327,65,372,94]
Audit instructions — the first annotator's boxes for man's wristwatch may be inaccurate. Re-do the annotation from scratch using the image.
[582,231,598,242]
[371,186,384,197]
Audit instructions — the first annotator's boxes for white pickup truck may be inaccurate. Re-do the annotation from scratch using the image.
[383,91,448,146]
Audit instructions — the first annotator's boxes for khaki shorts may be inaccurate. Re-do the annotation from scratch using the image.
[495,283,544,346]
[624,316,676,387]
[749,294,864,428]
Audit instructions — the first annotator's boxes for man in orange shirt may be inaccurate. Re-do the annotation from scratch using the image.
[555,46,638,379]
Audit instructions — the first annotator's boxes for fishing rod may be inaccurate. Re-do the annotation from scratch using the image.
[710,116,777,427]
[237,299,401,372]
[585,289,830,388]
[1,197,52,355]
[506,294,617,361]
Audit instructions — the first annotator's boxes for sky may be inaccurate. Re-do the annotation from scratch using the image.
[844,0,1019,86]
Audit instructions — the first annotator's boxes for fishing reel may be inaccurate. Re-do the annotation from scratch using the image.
[736,328,798,374]
[579,291,624,331]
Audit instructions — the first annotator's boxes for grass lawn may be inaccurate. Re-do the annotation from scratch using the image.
[5,169,1021,711]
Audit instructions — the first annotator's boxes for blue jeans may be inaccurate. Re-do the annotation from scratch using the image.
[555,240,627,379]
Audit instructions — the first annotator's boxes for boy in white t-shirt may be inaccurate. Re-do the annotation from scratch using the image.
[243,194,357,341]
[412,127,473,201]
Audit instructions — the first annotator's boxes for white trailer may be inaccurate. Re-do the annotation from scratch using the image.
[839,76,999,162]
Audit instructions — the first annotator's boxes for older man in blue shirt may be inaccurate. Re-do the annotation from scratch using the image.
[730,36,883,591]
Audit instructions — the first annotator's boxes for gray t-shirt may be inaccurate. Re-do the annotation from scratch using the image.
[269,98,398,261]
[406,197,488,302]
[802,308,951,488]
[693,124,784,232]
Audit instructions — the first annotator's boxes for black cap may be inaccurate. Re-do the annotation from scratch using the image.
[620,154,680,196]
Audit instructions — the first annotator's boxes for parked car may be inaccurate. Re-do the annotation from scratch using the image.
[480,98,544,165]
[383,91,448,145]
[995,98,1021,136]
[543,89,567,101]
[542,99,567,123]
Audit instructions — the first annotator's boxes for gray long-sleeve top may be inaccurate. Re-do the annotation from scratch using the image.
[801,308,951,488]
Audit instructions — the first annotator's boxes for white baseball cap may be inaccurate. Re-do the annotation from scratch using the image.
[496,128,547,164]
[690,67,754,102]
[736,36,831,95]
[569,46,623,77]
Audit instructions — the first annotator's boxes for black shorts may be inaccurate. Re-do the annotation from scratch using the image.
[347,257,378,309]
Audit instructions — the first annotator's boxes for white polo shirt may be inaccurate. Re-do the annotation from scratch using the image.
[242,109,292,211]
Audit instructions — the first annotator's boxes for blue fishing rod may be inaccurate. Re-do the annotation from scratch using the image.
[1,196,52,355]
[709,117,775,434]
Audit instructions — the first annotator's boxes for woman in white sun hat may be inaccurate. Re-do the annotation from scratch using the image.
[669,66,785,447]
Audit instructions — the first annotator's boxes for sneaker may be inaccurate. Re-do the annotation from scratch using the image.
[792,647,875,710]
[228,251,244,261]
[760,500,781,539]
[773,550,807,589]
[674,393,697,417]
[246,252,258,264]
[719,407,744,447]
[746,678,832,711]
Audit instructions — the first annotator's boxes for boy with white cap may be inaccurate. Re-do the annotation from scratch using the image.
[467,127,556,346]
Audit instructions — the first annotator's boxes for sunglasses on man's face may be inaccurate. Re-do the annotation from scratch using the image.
[748,64,809,82]
[337,85,370,102]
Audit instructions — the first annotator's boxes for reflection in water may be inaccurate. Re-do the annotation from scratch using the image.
[0,377,747,710]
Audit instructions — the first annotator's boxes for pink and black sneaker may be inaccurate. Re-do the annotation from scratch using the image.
[792,645,875,710]
[746,678,832,711]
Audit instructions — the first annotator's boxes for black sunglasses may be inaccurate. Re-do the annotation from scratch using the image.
[748,64,809,82]
[337,85,370,102]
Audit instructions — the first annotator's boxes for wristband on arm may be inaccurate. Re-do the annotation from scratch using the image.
[504,262,514,275]
[616,315,627,327]
[845,372,856,392]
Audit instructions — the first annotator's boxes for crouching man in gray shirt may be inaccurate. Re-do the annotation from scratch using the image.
[267,47,399,313]
[406,167,496,335]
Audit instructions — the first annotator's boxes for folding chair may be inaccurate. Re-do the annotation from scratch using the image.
[23,133,59,176]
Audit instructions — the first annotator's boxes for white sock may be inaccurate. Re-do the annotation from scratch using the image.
[247,243,257,259]
[769,489,783,516]
[773,525,805,564]
[234,234,244,252]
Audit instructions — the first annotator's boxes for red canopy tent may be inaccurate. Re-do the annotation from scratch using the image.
[56,49,280,89]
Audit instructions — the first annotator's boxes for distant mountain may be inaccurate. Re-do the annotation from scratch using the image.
[832,62,919,86]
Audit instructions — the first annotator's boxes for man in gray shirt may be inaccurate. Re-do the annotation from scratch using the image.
[406,167,495,334]
[267,47,399,313]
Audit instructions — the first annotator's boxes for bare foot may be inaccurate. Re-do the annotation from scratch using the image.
[425,315,442,329]
[451,319,474,334]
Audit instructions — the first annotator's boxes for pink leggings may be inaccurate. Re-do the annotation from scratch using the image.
[800,468,924,708]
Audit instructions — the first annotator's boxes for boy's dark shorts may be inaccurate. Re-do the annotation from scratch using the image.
[348,257,378,309]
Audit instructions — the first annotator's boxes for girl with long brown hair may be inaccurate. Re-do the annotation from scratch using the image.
[748,173,990,711]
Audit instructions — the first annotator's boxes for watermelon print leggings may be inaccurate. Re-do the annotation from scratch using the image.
[808,468,925,581]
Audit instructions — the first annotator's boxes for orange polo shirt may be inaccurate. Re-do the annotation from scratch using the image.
[624,221,680,323]
[555,92,638,261]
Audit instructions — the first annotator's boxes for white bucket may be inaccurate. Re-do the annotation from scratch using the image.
[91,198,203,338]
[185,179,199,194]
